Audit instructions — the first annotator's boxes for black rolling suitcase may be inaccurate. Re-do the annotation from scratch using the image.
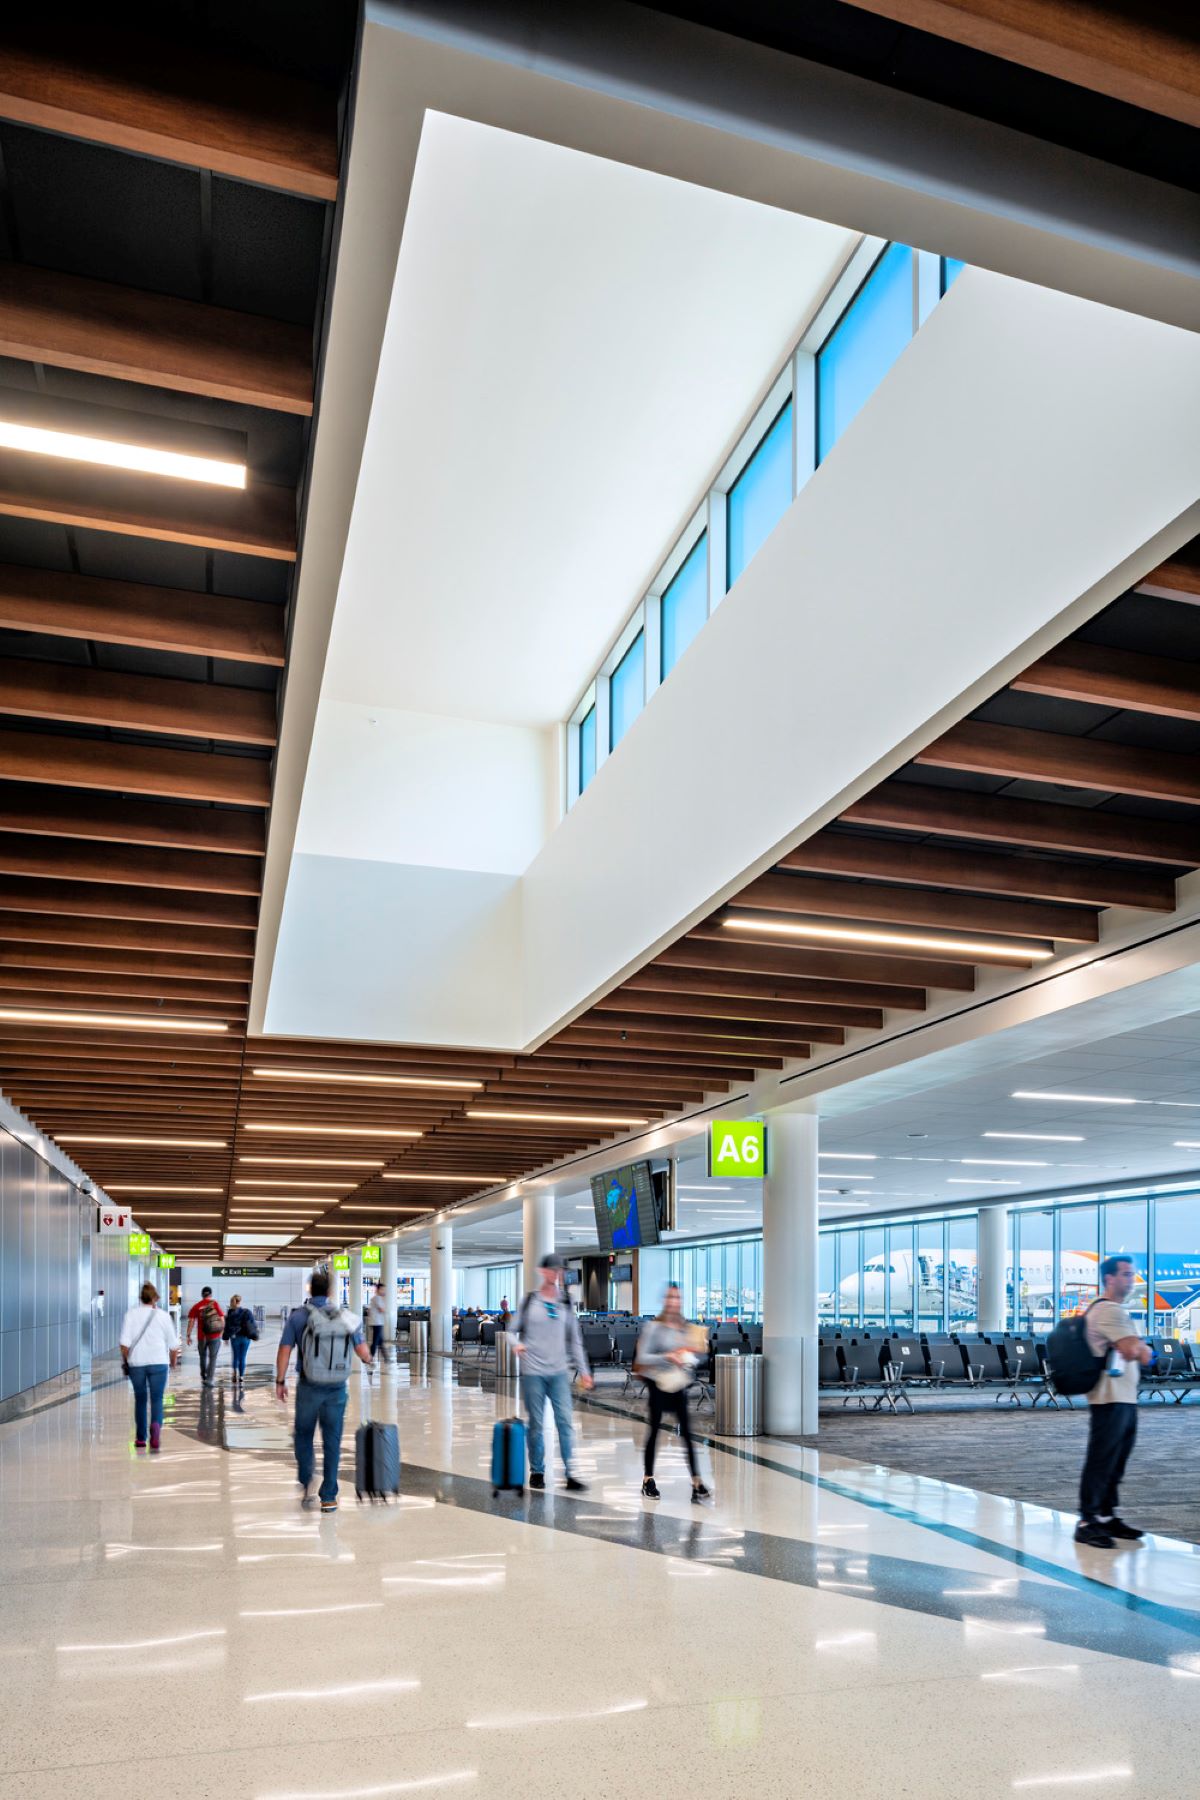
[355,1421,401,1502]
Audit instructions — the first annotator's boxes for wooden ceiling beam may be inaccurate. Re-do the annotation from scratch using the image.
[0,912,255,956]
[0,834,261,895]
[0,659,277,745]
[0,877,256,929]
[0,785,264,857]
[568,1013,835,1048]
[0,450,295,560]
[735,869,1095,944]
[842,780,1200,865]
[0,728,270,806]
[0,967,247,1005]
[598,989,883,1030]
[0,562,285,665]
[838,0,1200,127]
[553,1025,807,1060]
[0,942,250,981]
[669,934,976,990]
[1138,543,1200,604]
[0,264,313,415]
[1013,641,1200,722]
[624,964,927,1010]
[916,721,1200,804]
[0,22,339,198]
[780,828,1176,910]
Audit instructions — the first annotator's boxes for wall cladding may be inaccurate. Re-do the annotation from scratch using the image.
[0,1123,85,1404]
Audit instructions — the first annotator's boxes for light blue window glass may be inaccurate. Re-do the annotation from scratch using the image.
[727,401,792,585]
[609,629,644,750]
[942,256,965,293]
[578,705,596,794]
[660,533,707,679]
[817,242,914,462]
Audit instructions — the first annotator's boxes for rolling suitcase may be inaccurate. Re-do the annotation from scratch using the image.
[355,1421,401,1502]
[491,1416,526,1494]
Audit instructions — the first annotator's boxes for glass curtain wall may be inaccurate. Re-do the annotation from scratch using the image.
[486,1264,519,1310]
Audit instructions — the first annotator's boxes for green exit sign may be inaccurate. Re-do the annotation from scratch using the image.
[709,1119,766,1178]
[157,1253,176,1269]
[362,1245,381,1265]
[332,1253,350,1272]
[128,1233,151,1256]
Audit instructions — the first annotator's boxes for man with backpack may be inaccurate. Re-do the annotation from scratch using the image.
[186,1286,225,1386]
[513,1252,593,1492]
[1075,1254,1153,1549]
[275,1268,372,1513]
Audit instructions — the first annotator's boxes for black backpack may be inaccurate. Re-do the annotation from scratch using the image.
[1045,1305,1106,1395]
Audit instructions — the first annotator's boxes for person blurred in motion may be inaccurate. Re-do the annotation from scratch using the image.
[495,1296,512,1334]
[186,1285,225,1386]
[222,1293,259,1387]
[366,1281,389,1369]
[276,1267,372,1513]
[513,1253,593,1492]
[120,1282,179,1452]
[636,1284,711,1502]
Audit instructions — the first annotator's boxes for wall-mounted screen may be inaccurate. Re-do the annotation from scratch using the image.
[590,1160,659,1252]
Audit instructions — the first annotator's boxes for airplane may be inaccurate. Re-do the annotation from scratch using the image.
[823,1247,1200,1325]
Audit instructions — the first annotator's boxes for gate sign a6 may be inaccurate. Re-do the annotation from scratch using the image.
[709,1119,766,1179]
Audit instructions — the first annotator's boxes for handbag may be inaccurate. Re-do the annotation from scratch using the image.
[122,1306,159,1379]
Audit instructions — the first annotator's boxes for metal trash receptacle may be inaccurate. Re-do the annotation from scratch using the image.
[495,1329,519,1381]
[714,1352,762,1436]
[408,1320,428,1360]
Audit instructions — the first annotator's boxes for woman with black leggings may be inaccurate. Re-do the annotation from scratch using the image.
[636,1285,711,1502]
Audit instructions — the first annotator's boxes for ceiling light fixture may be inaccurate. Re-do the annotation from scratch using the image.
[243,1123,423,1137]
[983,1133,1084,1143]
[0,388,247,487]
[1173,1142,1200,1149]
[234,1179,349,1189]
[947,1178,1022,1186]
[135,1211,223,1219]
[238,1157,384,1169]
[58,1135,227,1148]
[466,1110,648,1127]
[960,1159,1049,1168]
[721,917,1053,961]
[818,1153,877,1161]
[381,1172,507,1184]
[1011,1090,1138,1105]
[340,1206,430,1214]
[252,1068,482,1090]
[0,1007,227,1032]
[107,1185,224,1194]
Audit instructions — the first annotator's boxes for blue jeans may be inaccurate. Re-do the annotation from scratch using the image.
[293,1380,348,1503]
[130,1363,168,1440]
[230,1336,250,1377]
[523,1370,575,1476]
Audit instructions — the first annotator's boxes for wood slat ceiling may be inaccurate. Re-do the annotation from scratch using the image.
[0,8,1196,1269]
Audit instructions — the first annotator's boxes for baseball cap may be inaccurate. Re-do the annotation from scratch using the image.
[539,1252,566,1271]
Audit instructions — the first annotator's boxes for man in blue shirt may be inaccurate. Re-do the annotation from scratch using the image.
[276,1268,371,1512]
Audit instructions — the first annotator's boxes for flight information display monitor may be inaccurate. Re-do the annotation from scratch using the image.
[590,1160,659,1253]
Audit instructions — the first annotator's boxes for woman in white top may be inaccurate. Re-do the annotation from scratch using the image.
[119,1283,180,1452]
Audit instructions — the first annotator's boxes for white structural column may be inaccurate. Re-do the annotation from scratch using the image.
[348,1248,363,1321]
[522,1190,554,1297]
[430,1222,454,1356]
[382,1239,398,1344]
[762,1110,820,1436]
[977,1204,1010,1334]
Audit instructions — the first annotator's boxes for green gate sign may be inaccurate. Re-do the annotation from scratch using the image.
[157,1253,176,1269]
[332,1253,350,1272]
[362,1245,381,1266]
[128,1233,151,1256]
[708,1119,766,1179]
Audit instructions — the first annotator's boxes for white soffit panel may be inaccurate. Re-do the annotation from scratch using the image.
[321,111,854,728]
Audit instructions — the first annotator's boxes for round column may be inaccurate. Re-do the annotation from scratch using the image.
[382,1239,398,1346]
[522,1190,554,1296]
[430,1223,454,1356]
[348,1248,363,1321]
[977,1204,1010,1333]
[762,1110,819,1436]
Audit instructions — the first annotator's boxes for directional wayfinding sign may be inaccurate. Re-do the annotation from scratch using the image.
[362,1245,381,1266]
[128,1233,151,1256]
[709,1119,766,1179]
[157,1253,176,1269]
[332,1254,350,1272]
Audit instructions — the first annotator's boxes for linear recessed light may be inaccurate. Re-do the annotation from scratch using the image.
[234,1179,349,1189]
[252,1068,481,1090]
[133,1211,222,1219]
[0,388,248,487]
[818,1152,877,1161]
[382,1172,506,1184]
[983,1132,1084,1143]
[820,1171,874,1180]
[960,1158,1049,1168]
[466,1110,648,1126]
[238,1157,384,1169]
[1011,1090,1138,1105]
[721,917,1054,961]
[1173,1142,1200,1149]
[242,1123,423,1137]
[947,1178,1021,1186]
[340,1206,430,1214]
[58,1134,227,1148]
[0,1007,227,1032]
[107,1185,224,1194]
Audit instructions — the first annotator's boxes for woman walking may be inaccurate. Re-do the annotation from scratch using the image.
[636,1285,711,1502]
[119,1282,179,1452]
[223,1293,259,1387]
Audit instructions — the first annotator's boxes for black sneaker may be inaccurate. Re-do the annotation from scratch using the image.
[641,1477,660,1499]
[564,1475,588,1493]
[1075,1520,1115,1549]
[691,1482,712,1503]
[528,1472,545,1491]
[1103,1517,1145,1542]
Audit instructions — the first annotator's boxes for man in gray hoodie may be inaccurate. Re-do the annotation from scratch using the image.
[513,1253,593,1491]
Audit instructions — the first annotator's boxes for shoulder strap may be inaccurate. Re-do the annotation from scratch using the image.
[130,1306,158,1353]
[518,1292,536,1333]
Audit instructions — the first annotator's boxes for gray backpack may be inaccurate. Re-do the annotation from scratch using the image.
[299,1301,356,1385]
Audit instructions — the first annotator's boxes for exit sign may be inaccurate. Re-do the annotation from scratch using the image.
[332,1254,350,1272]
[128,1233,151,1256]
[709,1119,766,1178]
[362,1245,381,1265]
[157,1253,176,1269]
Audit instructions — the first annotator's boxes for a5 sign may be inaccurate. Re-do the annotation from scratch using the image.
[362,1245,381,1266]
[708,1119,766,1179]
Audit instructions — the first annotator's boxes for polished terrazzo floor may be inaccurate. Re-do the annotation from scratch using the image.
[3,1341,1200,1798]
